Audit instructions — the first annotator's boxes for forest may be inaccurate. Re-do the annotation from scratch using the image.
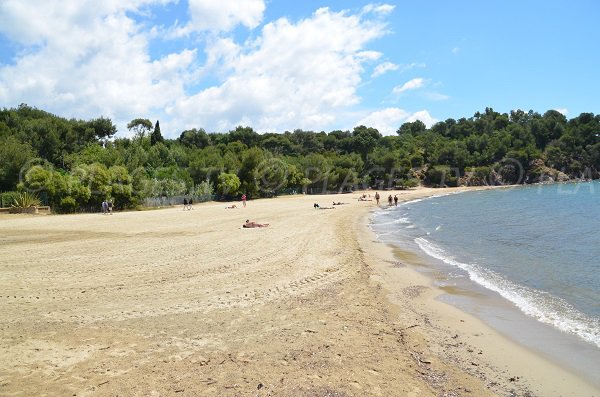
[1,104,599,212]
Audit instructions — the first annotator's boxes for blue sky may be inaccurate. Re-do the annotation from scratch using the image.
[0,0,598,137]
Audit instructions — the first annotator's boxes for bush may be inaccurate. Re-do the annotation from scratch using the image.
[466,166,491,185]
[217,172,241,197]
[59,196,78,213]
[424,165,458,187]
[0,191,21,208]
[190,181,214,202]
[11,192,42,208]
[398,178,419,188]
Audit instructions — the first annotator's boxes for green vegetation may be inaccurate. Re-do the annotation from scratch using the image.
[1,104,598,212]
[11,192,41,208]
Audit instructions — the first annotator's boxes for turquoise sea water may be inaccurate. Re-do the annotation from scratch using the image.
[371,182,600,384]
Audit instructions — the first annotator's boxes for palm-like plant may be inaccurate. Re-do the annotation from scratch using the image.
[12,192,42,208]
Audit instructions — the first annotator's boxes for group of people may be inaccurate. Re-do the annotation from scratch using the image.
[199,190,402,229]
[101,199,113,215]
[373,192,398,206]
[313,203,335,209]
[358,194,373,202]
[182,198,194,210]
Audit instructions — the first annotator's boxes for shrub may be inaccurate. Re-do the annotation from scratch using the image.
[190,181,214,202]
[425,165,458,187]
[59,196,78,213]
[217,172,241,197]
[11,192,42,208]
[0,191,21,208]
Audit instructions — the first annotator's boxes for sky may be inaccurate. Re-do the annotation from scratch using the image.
[0,0,598,138]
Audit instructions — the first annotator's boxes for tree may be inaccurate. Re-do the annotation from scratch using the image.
[178,128,210,149]
[109,166,133,208]
[0,136,36,191]
[397,120,426,136]
[150,120,164,146]
[228,126,259,147]
[127,118,153,140]
[75,163,111,204]
[217,172,241,197]
[255,158,288,194]
[238,147,264,197]
[352,125,381,161]
[190,181,214,202]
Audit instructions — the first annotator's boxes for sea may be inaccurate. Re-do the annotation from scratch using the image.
[370,181,600,387]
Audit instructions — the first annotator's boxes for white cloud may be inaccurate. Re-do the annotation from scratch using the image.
[0,0,192,136]
[554,108,568,116]
[172,7,389,133]
[362,4,395,16]
[406,110,437,127]
[424,92,450,101]
[452,47,460,54]
[356,107,436,136]
[371,61,398,78]
[0,1,396,136]
[398,62,426,73]
[392,77,425,94]
[0,0,173,44]
[186,0,265,33]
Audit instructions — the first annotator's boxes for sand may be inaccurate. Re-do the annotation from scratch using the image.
[1,188,598,396]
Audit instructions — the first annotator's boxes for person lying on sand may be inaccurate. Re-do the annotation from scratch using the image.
[332,201,348,205]
[225,204,238,209]
[314,204,335,209]
[358,197,373,201]
[243,219,269,228]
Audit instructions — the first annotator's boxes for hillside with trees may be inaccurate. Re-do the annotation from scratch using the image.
[1,104,598,212]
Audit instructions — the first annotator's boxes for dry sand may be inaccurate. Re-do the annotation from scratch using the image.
[1,188,598,396]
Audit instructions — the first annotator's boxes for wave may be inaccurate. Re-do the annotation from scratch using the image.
[415,237,600,348]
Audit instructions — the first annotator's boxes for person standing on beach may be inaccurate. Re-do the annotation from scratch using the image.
[388,195,393,206]
[101,200,108,215]
[375,192,380,205]
[241,194,247,208]
[183,198,188,210]
[394,195,398,206]
[107,200,113,215]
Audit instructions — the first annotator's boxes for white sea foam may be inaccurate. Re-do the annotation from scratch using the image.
[398,198,424,207]
[415,237,600,348]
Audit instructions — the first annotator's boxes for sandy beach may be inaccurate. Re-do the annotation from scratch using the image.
[1,188,598,396]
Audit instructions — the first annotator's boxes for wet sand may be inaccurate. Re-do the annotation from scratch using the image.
[0,188,597,396]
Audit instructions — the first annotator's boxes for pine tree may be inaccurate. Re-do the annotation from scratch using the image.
[150,120,164,145]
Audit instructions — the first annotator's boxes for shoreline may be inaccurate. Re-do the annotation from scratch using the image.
[1,188,598,396]
[358,186,600,396]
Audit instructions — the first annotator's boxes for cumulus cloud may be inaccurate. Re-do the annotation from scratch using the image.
[554,108,568,116]
[184,0,265,34]
[0,0,192,136]
[392,77,425,94]
[0,1,404,136]
[173,6,390,133]
[362,4,395,15]
[398,62,426,73]
[371,61,399,78]
[406,110,437,127]
[356,107,436,136]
